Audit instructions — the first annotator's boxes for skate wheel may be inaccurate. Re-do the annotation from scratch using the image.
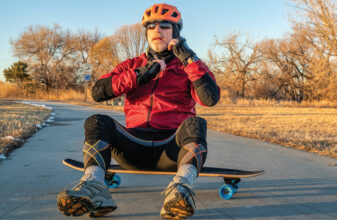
[233,183,240,193]
[224,178,240,193]
[105,174,121,189]
[219,184,234,200]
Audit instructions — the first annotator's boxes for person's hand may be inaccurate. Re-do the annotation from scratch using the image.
[91,77,114,102]
[153,59,166,71]
[168,39,179,51]
[135,61,161,86]
[168,37,198,66]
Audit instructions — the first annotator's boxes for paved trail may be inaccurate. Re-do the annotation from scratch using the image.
[0,101,336,219]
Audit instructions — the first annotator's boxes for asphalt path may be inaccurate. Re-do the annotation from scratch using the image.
[0,101,337,219]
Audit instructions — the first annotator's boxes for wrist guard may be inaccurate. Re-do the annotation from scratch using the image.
[135,61,161,86]
[172,37,199,66]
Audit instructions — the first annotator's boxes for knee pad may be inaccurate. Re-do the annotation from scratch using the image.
[84,114,116,144]
[176,117,207,147]
[84,114,108,133]
[83,140,111,171]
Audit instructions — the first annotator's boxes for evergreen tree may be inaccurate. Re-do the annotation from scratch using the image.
[4,61,31,83]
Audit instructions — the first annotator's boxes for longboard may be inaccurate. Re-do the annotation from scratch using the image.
[63,158,264,200]
[63,158,264,178]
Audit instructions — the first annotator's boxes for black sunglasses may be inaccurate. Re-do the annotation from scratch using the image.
[146,22,172,30]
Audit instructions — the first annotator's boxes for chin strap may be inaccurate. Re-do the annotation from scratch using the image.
[146,46,175,64]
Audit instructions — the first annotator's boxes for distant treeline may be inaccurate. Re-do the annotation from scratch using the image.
[4,0,337,102]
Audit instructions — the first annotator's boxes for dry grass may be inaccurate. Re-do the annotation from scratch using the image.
[1,82,337,159]
[0,100,51,155]
[197,105,337,158]
[0,82,86,101]
[218,96,337,108]
[0,83,21,98]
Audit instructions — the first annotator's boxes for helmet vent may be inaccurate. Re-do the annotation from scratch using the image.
[171,12,178,17]
[155,6,159,13]
[162,8,169,15]
[146,10,151,17]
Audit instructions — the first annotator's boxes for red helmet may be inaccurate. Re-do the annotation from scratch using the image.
[141,3,183,32]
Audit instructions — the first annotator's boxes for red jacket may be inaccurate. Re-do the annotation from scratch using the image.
[100,53,219,129]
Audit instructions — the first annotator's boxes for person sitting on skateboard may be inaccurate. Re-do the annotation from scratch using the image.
[57,3,220,219]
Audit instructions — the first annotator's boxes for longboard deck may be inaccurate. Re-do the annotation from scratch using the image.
[63,158,264,178]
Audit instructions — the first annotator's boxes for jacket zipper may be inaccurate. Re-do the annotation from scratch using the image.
[146,75,160,127]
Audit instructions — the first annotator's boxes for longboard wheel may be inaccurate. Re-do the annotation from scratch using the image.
[219,184,234,200]
[105,174,121,189]
[233,183,240,193]
[224,178,241,193]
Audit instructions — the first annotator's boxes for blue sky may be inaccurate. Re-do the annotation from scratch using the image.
[0,0,292,82]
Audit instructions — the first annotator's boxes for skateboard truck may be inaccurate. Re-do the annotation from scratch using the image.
[104,172,121,188]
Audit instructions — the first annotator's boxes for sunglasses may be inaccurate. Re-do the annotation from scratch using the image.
[146,22,172,30]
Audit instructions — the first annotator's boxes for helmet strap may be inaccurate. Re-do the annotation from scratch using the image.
[172,24,180,39]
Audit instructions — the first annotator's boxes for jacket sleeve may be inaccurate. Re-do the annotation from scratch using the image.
[184,60,220,106]
[99,58,139,98]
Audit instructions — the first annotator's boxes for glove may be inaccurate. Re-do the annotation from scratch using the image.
[171,37,199,66]
[135,61,161,86]
[91,77,115,102]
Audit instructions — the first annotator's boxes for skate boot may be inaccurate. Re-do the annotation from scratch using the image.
[57,180,117,217]
[160,177,195,219]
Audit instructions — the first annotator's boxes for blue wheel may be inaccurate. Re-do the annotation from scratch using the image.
[219,184,234,200]
[105,174,121,189]
[233,183,240,193]
[224,178,240,193]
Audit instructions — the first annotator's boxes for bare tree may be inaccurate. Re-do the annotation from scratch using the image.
[11,24,77,90]
[286,0,337,101]
[88,36,120,82]
[73,28,102,64]
[71,29,103,86]
[258,29,316,102]
[291,0,337,56]
[209,33,262,98]
[250,61,281,99]
[205,0,337,101]
[113,23,147,61]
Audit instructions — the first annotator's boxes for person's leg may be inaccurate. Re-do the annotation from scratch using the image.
[159,116,208,219]
[57,114,118,217]
[57,115,170,217]
[110,125,176,170]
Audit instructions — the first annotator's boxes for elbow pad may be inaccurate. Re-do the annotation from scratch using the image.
[192,73,220,106]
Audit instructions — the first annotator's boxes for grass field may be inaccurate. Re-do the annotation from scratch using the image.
[197,105,337,158]
[0,100,51,155]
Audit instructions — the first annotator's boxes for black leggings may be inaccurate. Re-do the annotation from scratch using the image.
[83,114,208,172]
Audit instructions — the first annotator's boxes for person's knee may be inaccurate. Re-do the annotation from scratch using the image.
[84,114,107,130]
[177,116,207,147]
[84,114,116,143]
